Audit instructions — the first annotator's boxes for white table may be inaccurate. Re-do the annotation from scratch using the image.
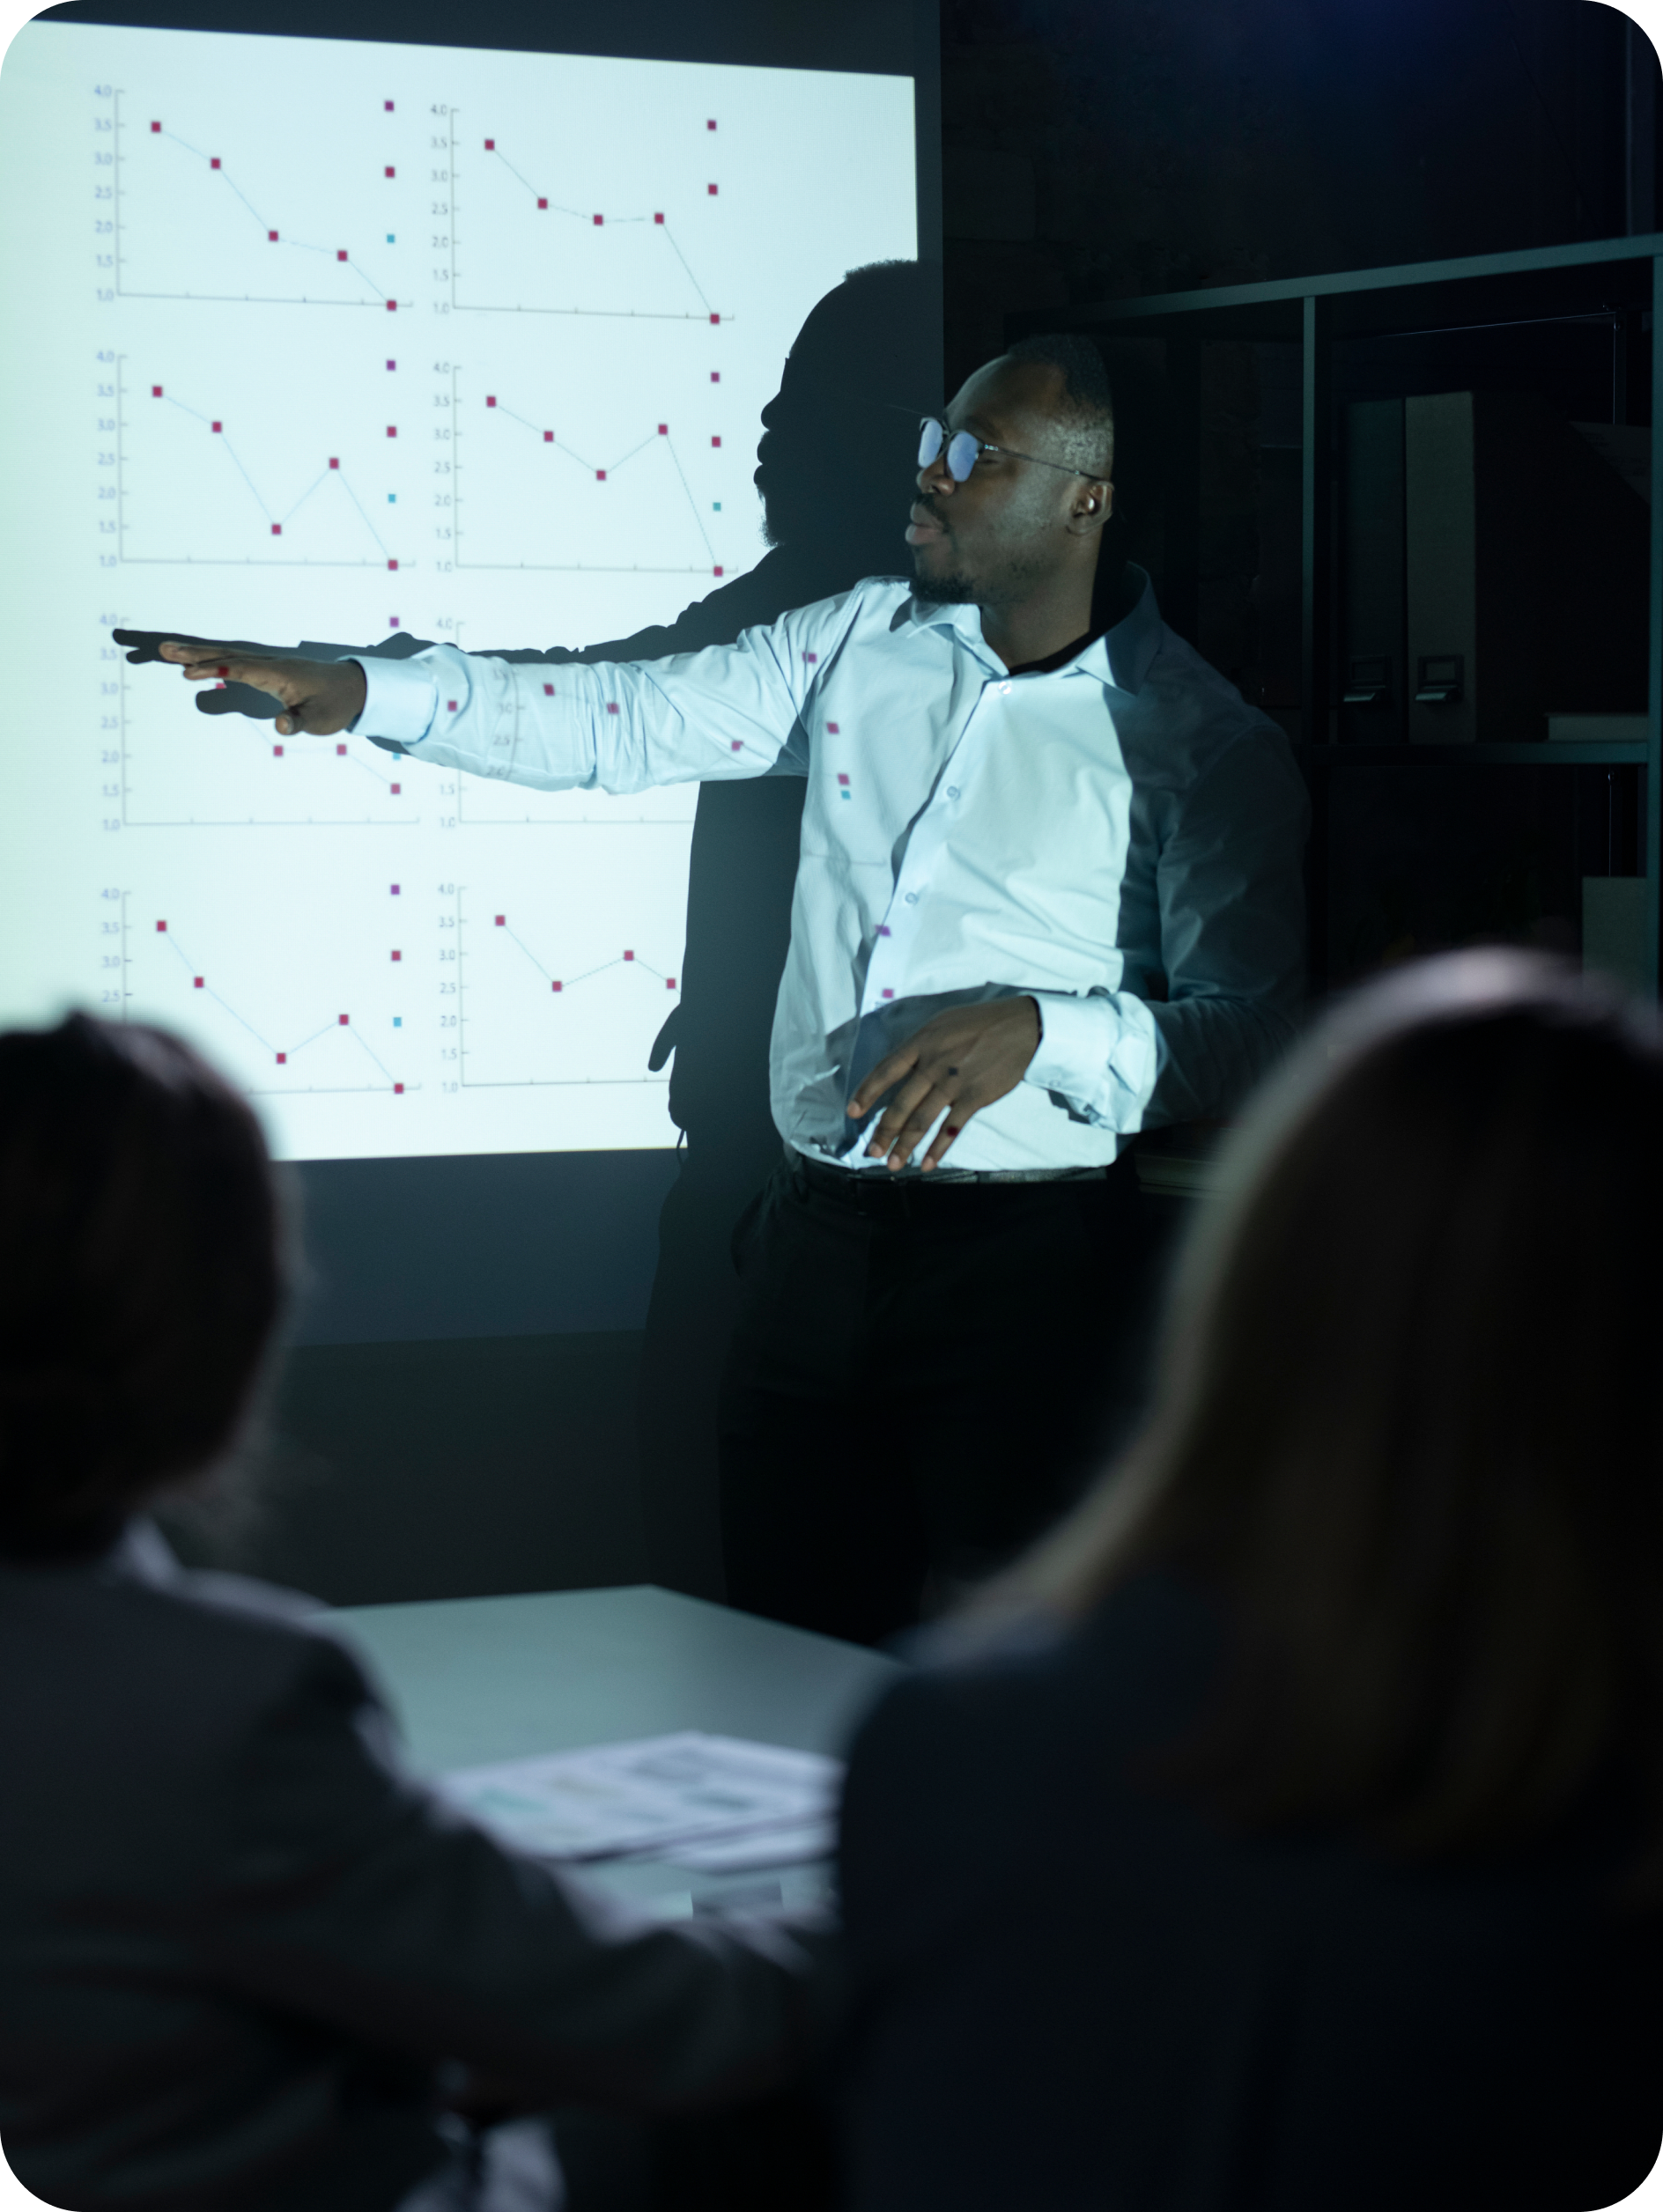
[329,1583,905,1916]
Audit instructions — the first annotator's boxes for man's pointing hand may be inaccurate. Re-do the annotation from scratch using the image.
[114,633,367,737]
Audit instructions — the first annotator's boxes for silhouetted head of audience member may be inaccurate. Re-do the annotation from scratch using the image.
[753,258,937,573]
[0,1015,285,1559]
[1013,953,1663,1880]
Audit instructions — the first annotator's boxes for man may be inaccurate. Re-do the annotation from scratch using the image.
[121,334,1308,1646]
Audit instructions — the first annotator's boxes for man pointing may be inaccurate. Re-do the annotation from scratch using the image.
[122,334,1308,1645]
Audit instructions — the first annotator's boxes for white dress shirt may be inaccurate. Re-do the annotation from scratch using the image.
[353,571,1308,1173]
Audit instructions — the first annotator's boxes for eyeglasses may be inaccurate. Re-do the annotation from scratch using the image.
[917,416,1105,485]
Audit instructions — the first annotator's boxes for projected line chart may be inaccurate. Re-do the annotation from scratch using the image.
[452,887,682,1089]
[456,372,721,576]
[113,90,407,308]
[444,110,731,322]
[121,897,415,1095]
[115,359,410,569]
[114,662,415,829]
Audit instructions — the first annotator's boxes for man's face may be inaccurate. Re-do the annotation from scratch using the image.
[905,358,1108,606]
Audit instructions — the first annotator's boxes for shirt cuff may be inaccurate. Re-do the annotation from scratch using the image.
[1025,988,1162,1112]
[351,654,439,746]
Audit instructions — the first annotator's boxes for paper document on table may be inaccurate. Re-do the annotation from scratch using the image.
[439,1731,842,1863]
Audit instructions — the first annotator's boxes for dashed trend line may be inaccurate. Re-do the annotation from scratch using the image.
[142,121,395,303]
[153,921,404,1084]
[480,394,717,563]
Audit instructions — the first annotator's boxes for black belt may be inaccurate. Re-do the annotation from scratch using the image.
[788,1146,1125,1215]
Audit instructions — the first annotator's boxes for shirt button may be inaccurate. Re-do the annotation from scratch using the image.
[946,785,960,799]
[999,682,1011,696]
[904,892,919,904]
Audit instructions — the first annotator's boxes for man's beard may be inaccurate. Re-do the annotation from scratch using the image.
[911,556,980,604]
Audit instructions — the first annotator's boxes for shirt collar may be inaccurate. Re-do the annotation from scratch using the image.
[903,564,1163,697]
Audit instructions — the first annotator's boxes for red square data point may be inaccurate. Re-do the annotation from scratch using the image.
[592,213,603,225]
[277,1052,286,1064]
[384,166,395,178]
[211,420,221,432]
[268,230,277,241]
[838,772,850,785]
[543,430,552,442]
[390,781,401,793]
[605,701,619,713]
[730,739,743,751]
[712,435,721,447]
[388,558,398,571]
[537,197,547,210]
[484,137,495,150]
[595,468,606,481]
[193,976,203,989]
[449,698,461,711]
[273,744,284,756]
[152,385,162,397]
[486,395,497,408]
[711,372,721,383]
[151,120,160,131]
[657,423,667,434]
[709,313,721,325]
[211,157,220,169]
[882,988,894,999]
[713,564,724,577]
[542,684,553,697]
[337,1014,349,1026]
[388,616,398,627]
[271,524,282,535]
[654,212,664,224]
[155,920,167,933]
[495,915,505,926]
[386,425,396,438]
[386,359,395,370]
[551,980,563,992]
[329,456,339,468]
[336,743,346,756]
[391,949,402,962]
[827,720,839,734]
[707,119,716,129]
[384,100,394,110]
[666,976,676,988]
[337,249,347,261]
[386,299,397,312]
[708,183,718,195]
[390,883,401,894]
[624,949,634,962]
[804,650,817,663]
[395,1082,404,1094]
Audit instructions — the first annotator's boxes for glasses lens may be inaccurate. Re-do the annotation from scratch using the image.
[918,418,946,469]
[946,431,980,482]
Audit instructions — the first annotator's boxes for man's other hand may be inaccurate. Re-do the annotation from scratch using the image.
[847,996,1041,1171]
[127,638,367,737]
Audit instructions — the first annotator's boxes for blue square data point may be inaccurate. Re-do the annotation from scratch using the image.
[388,493,396,503]
[713,500,721,511]
[393,1016,403,1028]
[386,232,395,243]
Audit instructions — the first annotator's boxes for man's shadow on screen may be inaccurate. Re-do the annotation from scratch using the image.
[315,259,938,1598]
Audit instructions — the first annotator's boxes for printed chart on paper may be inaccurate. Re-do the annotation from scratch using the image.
[0,22,916,1157]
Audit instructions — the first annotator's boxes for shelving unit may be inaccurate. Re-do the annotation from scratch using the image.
[1014,234,1663,994]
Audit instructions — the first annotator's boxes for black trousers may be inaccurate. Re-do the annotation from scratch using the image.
[717,1150,1171,1647]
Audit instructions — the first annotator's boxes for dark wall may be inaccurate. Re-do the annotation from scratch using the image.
[938,0,1650,388]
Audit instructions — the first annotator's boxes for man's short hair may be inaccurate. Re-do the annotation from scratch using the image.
[1004,333,1114,477]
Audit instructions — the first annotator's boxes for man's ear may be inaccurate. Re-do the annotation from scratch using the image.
[1066,480,1113,536]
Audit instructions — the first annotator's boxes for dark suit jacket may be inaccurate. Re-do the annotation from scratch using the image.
[837,1574,1663,2212]
[0,1523,835,2212]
